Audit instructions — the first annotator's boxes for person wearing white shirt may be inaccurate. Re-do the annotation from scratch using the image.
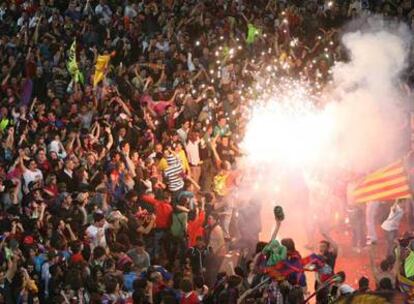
[381,200,404,255]
[124,3,138,19]
[177,120,190,144]
[335,271,355,300]
[86,212,108,249]
[48,136,67,160]
[95,0,112,25]
[186,131,202,185]
[19,157,43,193]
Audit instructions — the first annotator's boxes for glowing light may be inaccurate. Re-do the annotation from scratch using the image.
[242,79,335,167]
[290,38,299,47]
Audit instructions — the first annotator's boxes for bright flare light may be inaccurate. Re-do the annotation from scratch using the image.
[242,81,335,167]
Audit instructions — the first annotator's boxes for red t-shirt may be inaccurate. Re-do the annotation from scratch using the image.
[181,292,199,304]
[187,211,205,248]
[141,195,173,229]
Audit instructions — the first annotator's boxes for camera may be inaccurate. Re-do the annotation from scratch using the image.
[273,205,285,221]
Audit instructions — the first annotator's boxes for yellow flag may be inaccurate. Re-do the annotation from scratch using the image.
[93,55,111,87]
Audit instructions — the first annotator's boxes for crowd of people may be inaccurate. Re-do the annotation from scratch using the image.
[0,0,414,303]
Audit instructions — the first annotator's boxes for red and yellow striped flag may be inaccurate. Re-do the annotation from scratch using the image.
[352,159,412,203]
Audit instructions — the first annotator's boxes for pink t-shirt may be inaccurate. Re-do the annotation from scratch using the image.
[140,95,171,116]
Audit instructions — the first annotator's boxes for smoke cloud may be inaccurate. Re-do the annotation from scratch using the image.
[236,17,413,244]
[326,17,412,173]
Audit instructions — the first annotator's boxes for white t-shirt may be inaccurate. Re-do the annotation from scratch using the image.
[381,204,404,232]
[337,284,355,297]
[23,169,43,187]
[186,140,201,166]
[86,223,108,248]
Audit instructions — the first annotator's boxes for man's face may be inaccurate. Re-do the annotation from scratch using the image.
[64,195,72,206]
[29,160,37,171]
[97,218,105,228]
[66,160,74,171]
[163,149,171,158]
[196,240,205,249]
[113,153,121,162]
[319,242,328,255]
[207,216,216,226]
[37,151,46,162]
[87,155,96,165]
[122,143,130,153]
[131,152,139,162]
[137,246,144,254]
[189,132,198,142]
[119,128,127,137]
[47,112,56,121]
[155,144,163,153]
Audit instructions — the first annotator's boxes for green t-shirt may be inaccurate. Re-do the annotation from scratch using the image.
[170,212,188,238]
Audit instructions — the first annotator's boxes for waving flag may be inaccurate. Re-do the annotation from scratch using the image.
[246,23,260,44]
[67,40,84,84]
[93,54,111,87]
[264,253,332,282]
[352,159,412,203]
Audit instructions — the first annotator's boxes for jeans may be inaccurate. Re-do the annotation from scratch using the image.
[366,201,380,243]
[190,165,202,186]
[168,236,187,266]
[200,159,215,192]
[151,229,166,259]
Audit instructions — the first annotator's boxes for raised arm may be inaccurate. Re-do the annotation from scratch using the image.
[270,219,281,241]
[104,126,113,151]
[321,231,338,256]
[114,96,132,117]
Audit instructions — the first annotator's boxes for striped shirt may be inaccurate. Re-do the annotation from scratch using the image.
[164,155,184,192]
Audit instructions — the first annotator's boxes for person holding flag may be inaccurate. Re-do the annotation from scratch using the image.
[66,40,84,85]
[240,13,262,49]
[93,50,116,87]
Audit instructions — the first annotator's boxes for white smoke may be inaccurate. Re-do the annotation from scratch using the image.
[325,18,411,173]
[237,17,413,243]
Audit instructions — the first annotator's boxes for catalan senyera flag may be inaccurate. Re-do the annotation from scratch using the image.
[93,54,111,87]
[352,159,412,203]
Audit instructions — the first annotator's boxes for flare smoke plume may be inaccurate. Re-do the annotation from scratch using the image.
[238,17,412,242]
